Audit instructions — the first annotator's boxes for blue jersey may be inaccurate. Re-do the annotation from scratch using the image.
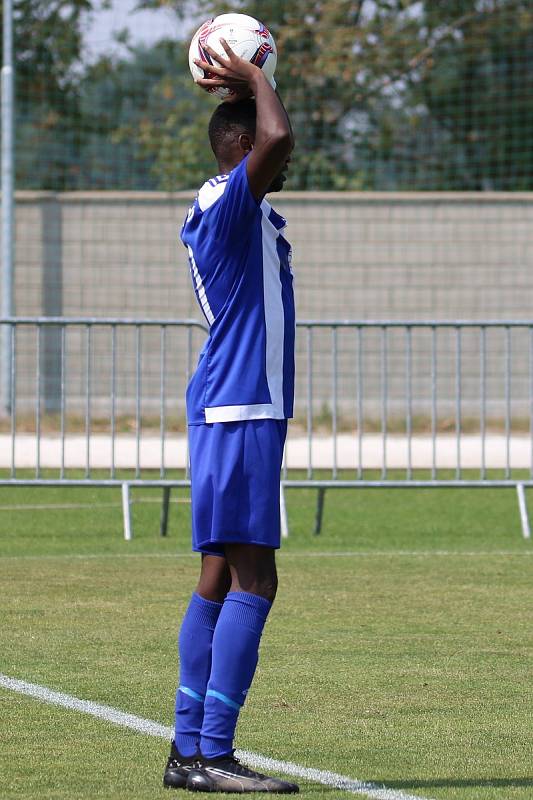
[181,156,295,425]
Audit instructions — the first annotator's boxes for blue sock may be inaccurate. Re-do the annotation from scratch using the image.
[174,592,223,757]
[200,591,272,759]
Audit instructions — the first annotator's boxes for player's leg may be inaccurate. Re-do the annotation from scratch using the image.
[164,554,231,789]
[188,544,298,793]
[175,554,232,754]
[184,418,297,792]
[200,544,276,758]
[196,551,232,602]
[225,541,278,599]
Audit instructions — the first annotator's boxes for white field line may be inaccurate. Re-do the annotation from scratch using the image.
[0,674,433,800]
[279,550,533,558]
[1,550,532,562]
[0,552,197,561]
[0,498,190,512]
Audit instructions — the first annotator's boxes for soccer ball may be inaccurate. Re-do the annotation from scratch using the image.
[189,13,277,99]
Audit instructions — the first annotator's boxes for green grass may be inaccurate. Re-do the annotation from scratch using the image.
[0,481,532,799]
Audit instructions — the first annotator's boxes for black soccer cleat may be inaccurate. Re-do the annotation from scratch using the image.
[186,752,299,793]
[163,741,199,790]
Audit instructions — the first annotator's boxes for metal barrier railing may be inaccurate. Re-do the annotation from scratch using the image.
[285,320,533,539]
[1,318,532,539]
[0,317,207,539]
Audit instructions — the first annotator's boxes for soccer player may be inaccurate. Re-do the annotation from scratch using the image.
[163,40,297,794]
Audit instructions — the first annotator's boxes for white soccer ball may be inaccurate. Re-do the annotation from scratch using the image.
[189,13,277,99]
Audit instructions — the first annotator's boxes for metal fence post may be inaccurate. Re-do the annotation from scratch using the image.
[122,483,133,541]
[516,483,531,540]
[1,0,14,416]
[314,487,326,535]
[160,487,171,537]
[41,197,63,412]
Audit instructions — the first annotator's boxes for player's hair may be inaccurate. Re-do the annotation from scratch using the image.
[208,99,257,159]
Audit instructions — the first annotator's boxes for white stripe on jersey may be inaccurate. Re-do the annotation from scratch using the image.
[260,211,285,417]
[205,402,284,423]
[197,178,229,211]
[187,245,215,326]
[203,201,287,423]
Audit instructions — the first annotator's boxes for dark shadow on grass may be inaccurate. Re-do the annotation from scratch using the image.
[375,777,533,789]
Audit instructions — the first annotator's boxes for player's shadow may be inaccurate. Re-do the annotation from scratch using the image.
[375,777,533,789]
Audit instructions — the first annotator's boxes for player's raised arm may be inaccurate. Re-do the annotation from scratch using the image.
[194,39,294,200]
[242,68,293,200]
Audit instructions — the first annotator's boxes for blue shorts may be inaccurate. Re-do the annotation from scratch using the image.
[188,419,288,556]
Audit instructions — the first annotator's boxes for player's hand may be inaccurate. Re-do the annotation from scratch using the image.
[194,39,262,102]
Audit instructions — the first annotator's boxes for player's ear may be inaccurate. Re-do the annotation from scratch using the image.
[238,132,254,153]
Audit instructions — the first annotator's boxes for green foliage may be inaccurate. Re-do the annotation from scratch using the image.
[103,41,217,190]
[419,2,533,189]
[6,0,533,189]
[1,0,92,189]
[107,0,533,190]
[78,41,212,189]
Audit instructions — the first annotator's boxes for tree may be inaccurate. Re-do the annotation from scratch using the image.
[78,41,198,190]
[130,0,533,190]
[104,39,217,190]
[1,0,94,189]
[133,0,388,189]
[415,1,533,189]
[6,0,533,190]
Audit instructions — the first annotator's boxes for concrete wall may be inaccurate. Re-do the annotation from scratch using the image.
[4,191,533,422]
[11,190,533,321]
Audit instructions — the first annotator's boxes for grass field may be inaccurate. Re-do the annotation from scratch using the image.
[1,480,532,799]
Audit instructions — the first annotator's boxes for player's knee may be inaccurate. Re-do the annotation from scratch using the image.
[225,544,278,601]
[258,572,278,603]
[197,581,230,603]
[197,556,232,602]
[245,571,277,603]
